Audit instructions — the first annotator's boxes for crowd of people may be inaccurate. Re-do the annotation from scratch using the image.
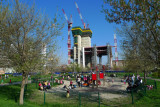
[76,74,92,87]
[62,74,93,91]
[38,81,51,91]
[38,73,153,95]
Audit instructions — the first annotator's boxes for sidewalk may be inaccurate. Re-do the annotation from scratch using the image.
[0,80,32,87]
[146,77,160,81]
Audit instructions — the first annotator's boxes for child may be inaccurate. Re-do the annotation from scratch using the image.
[66,89,70,98]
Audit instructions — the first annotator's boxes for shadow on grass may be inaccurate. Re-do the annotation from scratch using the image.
[0,84,21,102]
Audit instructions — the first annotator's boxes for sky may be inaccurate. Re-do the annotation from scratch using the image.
[20,0,122,65]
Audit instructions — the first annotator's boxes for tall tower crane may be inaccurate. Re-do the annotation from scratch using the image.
[62,9,72,64]
[75,2,88,29]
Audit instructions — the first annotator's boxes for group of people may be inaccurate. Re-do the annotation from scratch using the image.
[38,81,51,91]
[76,74,92,87]
[125,74,143,91]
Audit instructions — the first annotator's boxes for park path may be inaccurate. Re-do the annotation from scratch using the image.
[146,77,160,81]
[0,80,32,87]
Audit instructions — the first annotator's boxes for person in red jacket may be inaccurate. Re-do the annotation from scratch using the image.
[70,80,73,87]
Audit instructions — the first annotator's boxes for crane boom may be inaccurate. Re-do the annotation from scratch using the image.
[75,2,86,29]
[62,9,69,24]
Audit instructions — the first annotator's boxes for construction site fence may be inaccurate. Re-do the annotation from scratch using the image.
[43,90,104,107]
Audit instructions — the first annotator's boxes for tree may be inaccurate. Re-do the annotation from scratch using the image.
[102,0,160,82]
[102,0,160,64]
[117,24,154,82]
[0,0,64,104]
[46,53,60,74]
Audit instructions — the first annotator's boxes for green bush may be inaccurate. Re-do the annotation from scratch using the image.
[152,72,158,77]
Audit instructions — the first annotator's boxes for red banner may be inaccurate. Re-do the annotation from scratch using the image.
[99,73,104,79]
[92,74,97,80]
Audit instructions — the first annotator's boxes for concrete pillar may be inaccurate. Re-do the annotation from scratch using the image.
[82,47,85,68]
[110,56,113,68]
[99,56,102,66]
[99,55,102,71]
[77,35,81,65]
[107,44,111,69]
[74,46,76,62]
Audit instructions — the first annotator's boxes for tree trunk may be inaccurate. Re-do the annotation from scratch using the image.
[144,70,146,84]
[19,75,26,105]
[25,75,28,84]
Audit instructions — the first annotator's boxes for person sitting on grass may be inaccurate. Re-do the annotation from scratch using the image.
[39,82,43,90]
[60,79,63,84]
[47,82,51,89]
[43,81,47,91]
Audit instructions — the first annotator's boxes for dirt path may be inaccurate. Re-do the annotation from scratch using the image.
[48,78,128,100]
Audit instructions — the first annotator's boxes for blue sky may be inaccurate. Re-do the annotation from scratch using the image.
[21,0,122,65]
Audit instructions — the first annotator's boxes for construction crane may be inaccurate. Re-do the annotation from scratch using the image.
[62,9,72,64]
[75,2,88,29]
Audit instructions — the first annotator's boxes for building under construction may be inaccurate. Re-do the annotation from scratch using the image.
[71,27,113,68]
[62,2,117,69]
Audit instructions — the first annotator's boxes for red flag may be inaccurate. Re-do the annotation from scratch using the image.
[99,73,104,79]
[92,74,97,80]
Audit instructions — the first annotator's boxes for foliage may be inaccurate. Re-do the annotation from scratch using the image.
[102,0,160,72]
[46,53,60,73]
[64,63,86,73]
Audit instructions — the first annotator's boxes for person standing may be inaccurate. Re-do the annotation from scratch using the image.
[77,76,81,87]
[10,79,12,83]
[131,74,135,86]
[66,89,70,98]
[70,80,73,87]
[51,75,53,81]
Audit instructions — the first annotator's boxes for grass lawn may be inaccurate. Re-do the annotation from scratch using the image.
[0,75,22,84]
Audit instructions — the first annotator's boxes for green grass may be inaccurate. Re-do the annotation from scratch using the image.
[0,75,22,84]
[122,79,160,107]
